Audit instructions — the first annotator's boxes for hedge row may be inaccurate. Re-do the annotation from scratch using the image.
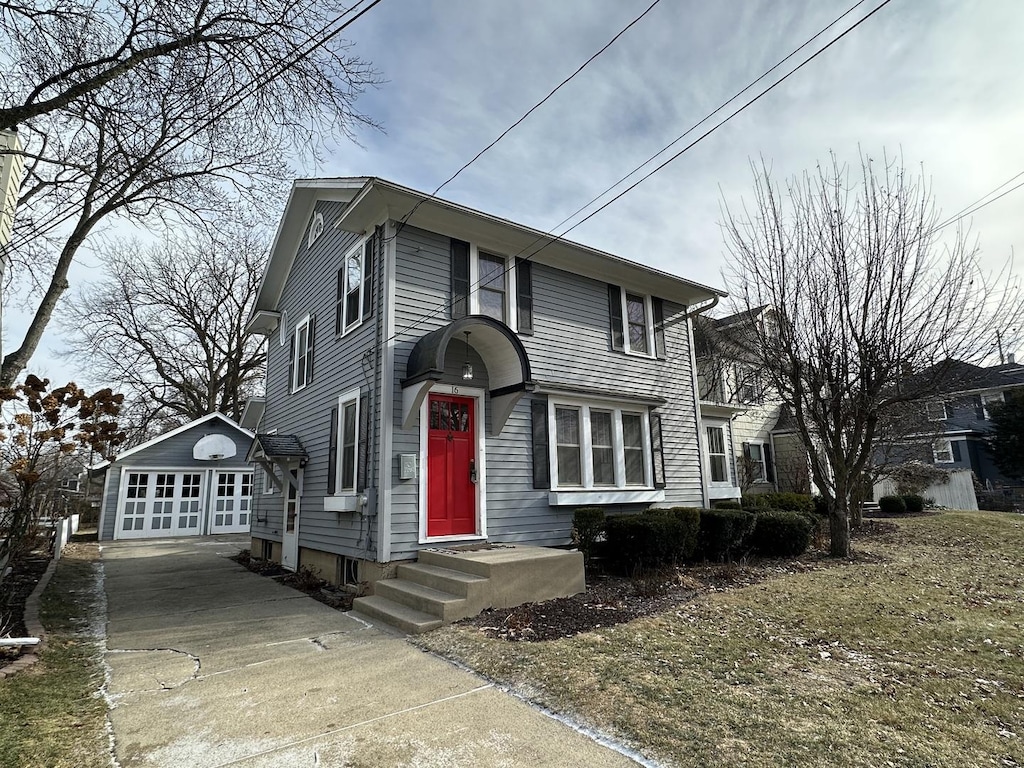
[574,503,813,572]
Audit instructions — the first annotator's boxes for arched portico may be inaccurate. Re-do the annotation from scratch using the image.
[401,315,534,435]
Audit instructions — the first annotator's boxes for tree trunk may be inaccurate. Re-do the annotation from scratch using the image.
[829,509,850,557]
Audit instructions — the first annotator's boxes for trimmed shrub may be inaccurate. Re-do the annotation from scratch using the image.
[573,507,606,563]
[900,494,925,513]
[878,495,907,515]
[755,492,815,514]
[697,508,756,562]
[604,508,701,572]
[740,494,767,510]
[750,511,812,557]
[714,499,743,510]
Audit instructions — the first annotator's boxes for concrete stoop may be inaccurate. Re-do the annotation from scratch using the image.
[351,545,585,635]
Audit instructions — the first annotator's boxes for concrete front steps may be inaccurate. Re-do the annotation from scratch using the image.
[351,544,585,635]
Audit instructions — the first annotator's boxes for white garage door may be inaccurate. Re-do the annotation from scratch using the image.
[209,471,253,534]
[116,470,252,539]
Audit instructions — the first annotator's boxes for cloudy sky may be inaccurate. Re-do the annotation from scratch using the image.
[21,0,1024,379]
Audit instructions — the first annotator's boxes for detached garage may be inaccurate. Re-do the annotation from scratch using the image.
[96,413,255,541]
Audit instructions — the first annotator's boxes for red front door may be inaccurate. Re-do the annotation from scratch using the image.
[427,394,477,537]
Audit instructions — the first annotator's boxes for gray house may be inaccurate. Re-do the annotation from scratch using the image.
[96,413,255,541]
[245,177,725,631]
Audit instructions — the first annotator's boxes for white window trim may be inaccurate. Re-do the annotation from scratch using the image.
[469,244,517,331]
[932,438,954,464]
[546,398,654,503]
[705,423,730,486]
[620,290,655,358]
[325,387,361,512]
[292,314,311,393]
[417,383,488,544]
[336,238,369,338]
[746,440,769,483]
[982,392,1004,420]
[262,467,276,495]
[926,400,949,421]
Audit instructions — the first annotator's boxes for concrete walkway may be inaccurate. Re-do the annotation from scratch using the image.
[102,536,639,767]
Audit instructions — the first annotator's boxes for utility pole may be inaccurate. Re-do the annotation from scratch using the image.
[996,328,1005,365]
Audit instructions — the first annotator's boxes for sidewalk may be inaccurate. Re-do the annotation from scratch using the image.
[102,536,641,767]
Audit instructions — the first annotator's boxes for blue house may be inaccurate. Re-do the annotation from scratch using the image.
[245,177,725,631]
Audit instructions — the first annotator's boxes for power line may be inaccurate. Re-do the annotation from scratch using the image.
[6,0,385,254]
[934,170,1024,232]
[389,0,894,342]
[388,0,664,241]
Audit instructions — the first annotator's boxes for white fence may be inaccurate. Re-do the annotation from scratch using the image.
[874,468,978,511]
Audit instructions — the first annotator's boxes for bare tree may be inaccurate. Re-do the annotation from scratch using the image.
[721,151,1023,557]
[0,0,380,386]
[62,225,267,436]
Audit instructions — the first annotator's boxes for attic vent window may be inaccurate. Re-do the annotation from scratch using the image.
[308,211,325,248]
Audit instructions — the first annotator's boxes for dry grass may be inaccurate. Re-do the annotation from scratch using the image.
[0,543,109,768]
[419,511,1024,767]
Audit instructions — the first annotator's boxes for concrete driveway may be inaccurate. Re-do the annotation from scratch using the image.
[101,536,642,767]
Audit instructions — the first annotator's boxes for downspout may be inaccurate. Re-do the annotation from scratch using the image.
[685,295,720,509]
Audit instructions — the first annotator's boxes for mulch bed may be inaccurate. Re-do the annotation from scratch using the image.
[1,553,51,663]
[462,521,898,642]
[231,549,357,611]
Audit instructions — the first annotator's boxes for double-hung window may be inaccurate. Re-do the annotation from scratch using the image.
[291,315,313,392]
[336,238,373,336]
[625,293,650,354]
[745,442,767,481]
[607,285,664,358]
[450,239,534,333]
[326,387,362,510]
[981,392,1004,420]
[932,438,954,463]
[706,425,728,483]
[926,400,949,421]
[478,252,507,323]
[550,401,652,490]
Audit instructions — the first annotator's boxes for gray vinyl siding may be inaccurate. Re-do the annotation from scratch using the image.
[98,421,252,540]
[249,199,377,559]
[387,225,703,560]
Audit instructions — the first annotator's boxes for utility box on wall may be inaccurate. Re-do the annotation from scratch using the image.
[398,453,417,481]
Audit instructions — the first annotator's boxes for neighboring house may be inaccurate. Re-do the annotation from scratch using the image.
[244,177,726,630]
[694,307,811,499]
[95,413,255,541]
[911,358,1024,487]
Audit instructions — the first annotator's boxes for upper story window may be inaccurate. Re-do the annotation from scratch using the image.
[925,400,949,421]
[450,239,533,333]
[549,399,652,490]
[336,238,374,336]
[607,285,665,359]
[290,315,314,392]
[981,392,1004,420]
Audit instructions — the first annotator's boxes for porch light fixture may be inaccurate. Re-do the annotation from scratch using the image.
[462,331,473,380]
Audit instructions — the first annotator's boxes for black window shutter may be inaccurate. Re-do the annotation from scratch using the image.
[974,396,985,420]
[357,392,369,492]
[305,314,315,384]
[451,238,470,319]
[363,230,379,322]
[531,397,549,489]
[607,284,624,351]
[951,440,962,462]
[650,412,666,489]
[652,298,667,359]
[764,442,775,483]
[516,258,534,334]
[288,330,296,393]
[327,406,338,495]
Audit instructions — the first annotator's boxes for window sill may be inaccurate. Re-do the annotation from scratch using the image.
[324,494,359,512]
[548,489,664,506]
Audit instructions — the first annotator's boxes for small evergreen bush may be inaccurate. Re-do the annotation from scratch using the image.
[900,494,925,513]
[878,495,907,515]
[573,507,606,563]
[714,499,743,510]
[755,492,815,514]
[697,508,755,561]
[749,511,812,557]
[604,507,701,572]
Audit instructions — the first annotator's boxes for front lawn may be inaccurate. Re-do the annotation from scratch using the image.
[419,511,1024,767]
